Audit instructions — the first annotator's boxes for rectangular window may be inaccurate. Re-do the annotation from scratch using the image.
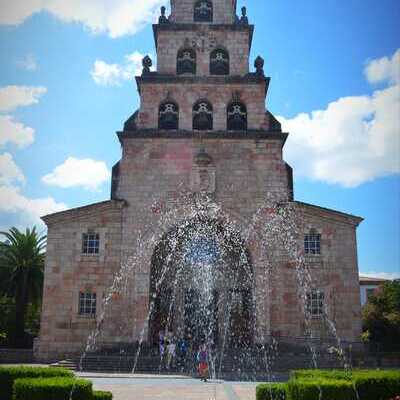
[366,288,376,300]
[307,290,325,318]
[79,292,97,316]
[304,232,321,255]
[82,232,100,255]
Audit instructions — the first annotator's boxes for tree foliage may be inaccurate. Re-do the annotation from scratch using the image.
[0,227,46,346]
[362,280,400,351]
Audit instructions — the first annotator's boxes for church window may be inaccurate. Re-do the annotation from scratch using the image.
[306,289,325,318]
[227,102,247,130]
[366,288,376,301]
[82,231,99,255]
[79,292,97,316]
[177,48,196,75]
[210,48,229,75]
[159,102,179,130]
[304,230,321,255]
[193,100,213,130]
[194,0,213,23]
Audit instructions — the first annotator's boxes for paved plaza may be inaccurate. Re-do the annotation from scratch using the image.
[84,376,257,400]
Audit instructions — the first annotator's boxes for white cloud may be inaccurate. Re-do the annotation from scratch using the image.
[91,51,149,87]
[42,157,111,190]
[360,272,400,281]
[0,115,35,148]
[0,153,25,185]
[0,85,47,112]
[0,184,67,227]
[17,53,38,71]
[365,49,400,85]
[0,0,166,38]
[280,49,400,187]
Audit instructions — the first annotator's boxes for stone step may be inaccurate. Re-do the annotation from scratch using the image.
[50,359,78,371]
[78,353,347,374]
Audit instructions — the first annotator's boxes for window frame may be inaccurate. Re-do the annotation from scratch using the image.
[304,230,321,255]
[82,231,100,255]
[78,292,97,317]
[306,289,325,318]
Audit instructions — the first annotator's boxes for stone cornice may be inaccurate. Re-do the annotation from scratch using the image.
[135,74,270,96]
[153,23,254,51]
[42,200,126,226]
[295,201,364,227]
[117,129,288,145]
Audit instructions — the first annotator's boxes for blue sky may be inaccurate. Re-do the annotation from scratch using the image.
[0,0,399,278]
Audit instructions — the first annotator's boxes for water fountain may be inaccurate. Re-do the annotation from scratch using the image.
[76,188,352,387]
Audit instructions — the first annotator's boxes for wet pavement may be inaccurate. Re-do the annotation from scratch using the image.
[86,376,258,400]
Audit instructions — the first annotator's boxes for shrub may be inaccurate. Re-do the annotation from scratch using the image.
[287,378,358,400]
[93,390,113,400]
[353,370,400,400]
[0,366,73,400]
[13,377,92,400]
[256,383,287,400]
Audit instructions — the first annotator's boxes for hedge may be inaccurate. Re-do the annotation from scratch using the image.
[13,377,93,400]
[287,378,358,400]
[258,369,400,400]
[0,366,73,400]
[93,390,113,400]
[290,369,353,381]
[256,383,286,400]
[354,371,400,400]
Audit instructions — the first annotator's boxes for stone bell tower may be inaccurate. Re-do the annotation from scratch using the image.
[113,0,294,342]
[116,0,292,203]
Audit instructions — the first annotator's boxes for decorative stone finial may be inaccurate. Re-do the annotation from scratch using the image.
[194,147,213,167]
[142,55,152,75]
[240,6,249,25]
[254,56,264,76]
[159,6,169,24]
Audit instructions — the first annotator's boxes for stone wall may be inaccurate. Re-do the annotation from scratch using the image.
[137,81,268,131]
[156,26,251,76]
[37,201,124,361]
[265,203,363,342]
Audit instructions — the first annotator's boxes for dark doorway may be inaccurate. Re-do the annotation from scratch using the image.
[184,289,219,347]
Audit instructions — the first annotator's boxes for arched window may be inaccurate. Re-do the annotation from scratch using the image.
[210,48,229,75]
[193,100,213,130]
[227,102,247,130]
[159,101,179,130]
[194,0,213,22]
[177,48,196,75]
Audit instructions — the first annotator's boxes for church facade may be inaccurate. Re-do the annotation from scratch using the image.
[37,0,363,361]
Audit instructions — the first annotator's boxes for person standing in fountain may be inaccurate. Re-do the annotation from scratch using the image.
[167,339,176,370]
[197,344,209,382]
[159,330,165,358]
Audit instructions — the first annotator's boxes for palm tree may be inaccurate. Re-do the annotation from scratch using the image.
[0,227,46,345]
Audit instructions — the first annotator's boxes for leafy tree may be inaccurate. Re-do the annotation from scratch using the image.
[362,280,400,351]
[0,227,46,346]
